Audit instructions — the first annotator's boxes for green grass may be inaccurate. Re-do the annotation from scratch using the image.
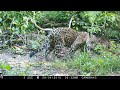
[1,42,120,76]
[0,63,11,71]
[51,51,120,76]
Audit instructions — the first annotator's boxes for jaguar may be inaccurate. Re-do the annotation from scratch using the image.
[29,27,98,60]
[29,19,110,60]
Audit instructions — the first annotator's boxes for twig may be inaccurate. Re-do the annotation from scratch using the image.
[30,18,53,31]
[68,15,74,28]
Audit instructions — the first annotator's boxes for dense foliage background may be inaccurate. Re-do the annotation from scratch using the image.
[0,11,120,76]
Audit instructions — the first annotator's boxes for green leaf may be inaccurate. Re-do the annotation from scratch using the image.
[20,72,25,76]
[98,59,103,63]
[5,65,11,71]
[86,73,91,76]
[31,41,40,49]
[0,29,2,34]
[0,18,2,22]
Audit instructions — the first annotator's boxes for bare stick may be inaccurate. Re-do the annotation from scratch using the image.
[68,16,74,28]
[30,18,53,31]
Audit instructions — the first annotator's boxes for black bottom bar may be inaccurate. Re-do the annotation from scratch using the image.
[1,76,120,79]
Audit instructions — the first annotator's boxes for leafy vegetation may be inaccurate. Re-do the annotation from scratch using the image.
[0,11,120,76]
[51,51,120,76]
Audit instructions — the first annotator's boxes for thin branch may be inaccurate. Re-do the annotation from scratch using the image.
[68,15,74,28]
[30,18,53,31]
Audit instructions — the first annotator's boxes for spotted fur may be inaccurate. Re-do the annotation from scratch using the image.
[30,27,107,60]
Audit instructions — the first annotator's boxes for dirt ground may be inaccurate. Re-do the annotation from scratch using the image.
[0,51,79,76]
[0,51,120,76]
